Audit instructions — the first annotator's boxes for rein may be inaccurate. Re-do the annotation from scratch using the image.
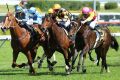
[71,22,82,37]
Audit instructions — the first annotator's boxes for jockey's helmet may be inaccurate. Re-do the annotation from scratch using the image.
[16,6,23,12]
[48,8,54,14]
[21,0,28,2]
[29,7,36,14]
[53,4,61,10]
[82,7,90,14]
[20,0,28,6]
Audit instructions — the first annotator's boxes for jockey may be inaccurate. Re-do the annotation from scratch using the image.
[14,0,28,20]
[48,8,54,15]
[52,4,71,32]
[80,7,101,48]
[28,7,42,25]
[79,7,98,31]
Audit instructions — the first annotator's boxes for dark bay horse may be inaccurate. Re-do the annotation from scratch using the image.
[3,12,45,74]
[70,19,119,73]
[41,15,75,74]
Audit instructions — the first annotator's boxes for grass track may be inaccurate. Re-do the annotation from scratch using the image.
[0,37,120,80]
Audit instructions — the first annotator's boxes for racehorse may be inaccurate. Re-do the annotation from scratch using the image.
[3,12,45,74]
[69,18,119,73]
[41,14,75,74]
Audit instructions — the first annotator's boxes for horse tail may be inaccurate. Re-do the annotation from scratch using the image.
[110,36,119,51]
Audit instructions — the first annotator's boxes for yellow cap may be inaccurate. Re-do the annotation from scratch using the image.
[36,7,42,13]
[53,4,61,9]
[48,8,54,13]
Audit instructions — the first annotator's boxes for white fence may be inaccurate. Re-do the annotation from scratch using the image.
[0,35,11,40]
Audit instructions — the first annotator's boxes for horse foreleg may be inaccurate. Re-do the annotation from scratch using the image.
[95,51,100,66]
[31,49,37,62]
[82,55,86,73]
[101,47,109,73]
[51,54,57,66]
[62,49,71,75]
[77,45,89,73]
[38,53,46,68]
[71,49,78,69]
[19,49,37,68]
[47,57,55,71]
[12,50,19,68]
[45,49,55,71]
[26,51,35,74]
[88,51,94,61]
[30,49,37,67]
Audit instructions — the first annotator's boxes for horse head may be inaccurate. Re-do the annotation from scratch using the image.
[68,18,83,37]
[41,14,54,29]
[3,12,17,29]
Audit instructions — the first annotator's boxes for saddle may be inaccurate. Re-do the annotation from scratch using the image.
[20,22,38,39]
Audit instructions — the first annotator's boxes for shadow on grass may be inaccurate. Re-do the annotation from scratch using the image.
[41,65,64,69]
[0,65,103,76]
[108,64,120,67]
[0,69,24,72]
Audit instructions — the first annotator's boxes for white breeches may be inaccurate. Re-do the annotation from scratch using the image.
[59,19,70,28]
[89,19,97,29]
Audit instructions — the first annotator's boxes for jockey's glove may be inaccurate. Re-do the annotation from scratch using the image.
[81,20,87,24]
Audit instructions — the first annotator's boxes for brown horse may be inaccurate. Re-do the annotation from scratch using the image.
[3,12,45,74]
[69,19,119,73]
[41,14,75,74]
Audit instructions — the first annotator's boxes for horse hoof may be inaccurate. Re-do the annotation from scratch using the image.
[38,64,42,68]
[38,63,42,68]
[49,66,54,71]
[107,68,110,73]
[29,70,36,75]
[12,64,16,68]
[19,63,26,68]
[51,61,57,66]
[48,66,53,71]
[72,66,75,69]
[65,69,71,75]
[97,63,99,66]
[82,69,86,73]
[66,71,70,75]
[94,60,98,65]
[77,66,80,72]
[38,60,43,68]
[90,58,95,61]
[29,72,36,75]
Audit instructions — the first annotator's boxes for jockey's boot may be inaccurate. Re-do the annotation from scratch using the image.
[29,27,38,39]
[26,25,37,39]
[94,26,102,35]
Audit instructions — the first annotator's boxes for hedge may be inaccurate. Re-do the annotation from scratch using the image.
[27,1,100,11]
[104,2,118,10]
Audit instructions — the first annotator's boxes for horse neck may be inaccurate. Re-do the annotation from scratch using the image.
[48,19,59,34]
[10,20,26,38]
[48,20,65,42]
[78,22,90,34]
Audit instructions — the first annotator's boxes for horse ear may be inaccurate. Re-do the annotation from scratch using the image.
[45,14,48,17]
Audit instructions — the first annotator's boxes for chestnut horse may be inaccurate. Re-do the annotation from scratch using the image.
[3,12,45,74]
[69,19,119,73]
[41,14,75,74]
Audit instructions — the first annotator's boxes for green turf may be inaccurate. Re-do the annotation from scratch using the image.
[0,37,120,80]
[108,26,120,33]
